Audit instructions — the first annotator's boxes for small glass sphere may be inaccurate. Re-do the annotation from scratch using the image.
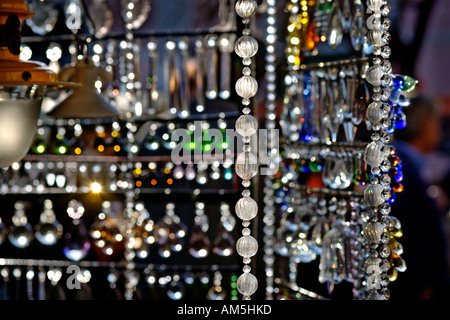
[242,67,251,76]
[364,140,385,168]
[242,107,251,114]
[243,265,251,273]
[366,65,384,87]
[235,152,258,180]
[236,272,258,296]
[364,184,385,207]
[236,235,258,258]
[242,228,251,236]
[235,0,257,18]
[236,114,258,137]
[367,29,384,47]
[363,222,384,244]
[235,196,258,220]
[236,75,258,99]
[366,102,384,124]
[235,36,259,59]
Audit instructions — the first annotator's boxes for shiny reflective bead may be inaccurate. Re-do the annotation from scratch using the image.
[236,235,258,258]
[364,184,384,207]
[235,76,258,99]
[366,65,384,87]
[235,196,258,220]
[236,272,258,296]
[235,0,257,18]
[364,141,385,168]
[235,36,259,59]
[235,152,258,180]
[366,102,384,124]
[236,114,258,137]
[363,222,384,244]
[367,29,383,47]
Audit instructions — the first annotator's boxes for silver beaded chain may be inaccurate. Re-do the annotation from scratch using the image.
[234,0,260,300]
[363,0,393,300]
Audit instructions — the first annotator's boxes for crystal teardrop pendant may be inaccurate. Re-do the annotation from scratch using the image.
[35,199,63,246]
[327,2,344,50]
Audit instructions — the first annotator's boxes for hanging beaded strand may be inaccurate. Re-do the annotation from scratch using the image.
[363,0,393,300]
[263,0,278,300]
[234,0,259,300]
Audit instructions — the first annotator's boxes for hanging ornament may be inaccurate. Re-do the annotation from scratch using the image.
[234,0,259,300]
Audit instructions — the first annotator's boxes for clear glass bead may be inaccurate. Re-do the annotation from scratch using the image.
[235,152,258,180]
[242,66,251,76]
[235,76,258,99]
[235,36,259,59]
[236,272,258,296]
[236,114,258,137]
[366,65,384,87]
[235,0,257,18]
[363,222,384,244]
[380,203,391,215]
[366,102,384,124]
[364,184,384,207]
[379,244,391,258]
[235,196,258,220]
[236,235,258,258]
[367,29,383,47]
[364,141,385,168]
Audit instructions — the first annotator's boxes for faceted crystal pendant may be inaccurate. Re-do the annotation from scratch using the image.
[327,2,344,50]
[188,222,211,258]
[213,225,235,256]
[350,1,365,51]
[35,199,63,246]
[63,220,91,261]
[9,202,33,249]
[235,76,258,99]
[366,65,384,87]
[235,0,257,18]
[400,75,418,92]
[236,114,258,137]
[235,152,258,180]
[235,196,258,220]
[364,184,384,207]
[235,36,258,59]
[236,272,258,296]
[236,234,258,258]
[364,140,385,168]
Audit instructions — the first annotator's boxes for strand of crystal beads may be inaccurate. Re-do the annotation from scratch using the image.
[234,0,259,300]
[363,0,393,301]
[263,0,278,300]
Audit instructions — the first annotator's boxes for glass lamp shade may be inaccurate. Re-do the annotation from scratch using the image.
[0,85,45,167]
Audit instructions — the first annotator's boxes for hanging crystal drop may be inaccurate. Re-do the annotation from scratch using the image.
[327,2,344,50]
[350,1,366,51]
[9,202,33,249]
[235,0,257,18]
[236,234,258,258]
[35,199,63,246]
[235,152,258,180]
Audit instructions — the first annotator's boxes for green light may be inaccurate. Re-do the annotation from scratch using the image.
[189,142,196,149]
[35,144,45,154]
[58,146,67,154]
[221,142,228,149]
[204,144,211,151]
